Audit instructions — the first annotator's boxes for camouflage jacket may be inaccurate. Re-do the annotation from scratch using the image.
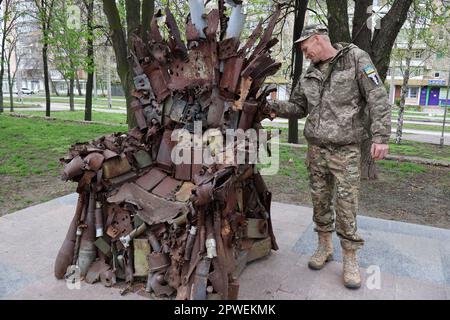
[272,43,391,146]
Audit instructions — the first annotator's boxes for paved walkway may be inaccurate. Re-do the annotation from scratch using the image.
[1,194,449,300]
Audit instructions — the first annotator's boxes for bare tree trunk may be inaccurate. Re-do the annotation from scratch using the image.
[65,79,69,95]
[371,0,413,81]
[360,139,378,179]
[7,59,13,112]
[396,14,418,145]
[352,0,373,54]
[395,59,411,144]
[84,0,94,121]
[0,27,5,113]
[51,78,60,96]
[288,0,308,144]
[93,71,97,98]
[102,0,155,128]
[141,0,154,42]
[103,0,135,127]
[75,73,83,96]
[326,0,351,43]
[107,55,112,108]
[101,79,105,96]
[69,75,75,111]
[42,41,51,117]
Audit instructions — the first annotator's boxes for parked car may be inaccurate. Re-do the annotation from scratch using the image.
[13,87,37,95]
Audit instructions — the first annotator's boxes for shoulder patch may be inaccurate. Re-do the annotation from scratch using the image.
[363,65,380,85]
[363,66,375,75]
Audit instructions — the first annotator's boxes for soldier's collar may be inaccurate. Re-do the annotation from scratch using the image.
[330,43,355,62]
[306,43,357,78]
[309,43,354,71]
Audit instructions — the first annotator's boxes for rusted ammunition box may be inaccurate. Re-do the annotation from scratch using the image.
[94,237,111,258]
[133,239,151,277]
[134,150,152,169]
[102,155,132,179]
[245,218,269,239]
[247,237,272,263]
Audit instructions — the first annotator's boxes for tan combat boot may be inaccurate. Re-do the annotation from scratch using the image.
[308,232,333,270]
[342,248,361,289]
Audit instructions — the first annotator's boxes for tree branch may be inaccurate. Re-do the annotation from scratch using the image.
[372,0,413,80]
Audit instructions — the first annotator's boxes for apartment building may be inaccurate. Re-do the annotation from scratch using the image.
[387,18,450,109]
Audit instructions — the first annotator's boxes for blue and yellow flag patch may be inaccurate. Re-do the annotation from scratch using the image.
[363,65,380,85]
[363,66,376,75]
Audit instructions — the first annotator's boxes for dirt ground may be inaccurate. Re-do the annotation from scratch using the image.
[266,165,450,230]
[0,175,77,216]
[2,163,448,229]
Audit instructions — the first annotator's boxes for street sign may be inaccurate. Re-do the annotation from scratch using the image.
[428,79,446,86]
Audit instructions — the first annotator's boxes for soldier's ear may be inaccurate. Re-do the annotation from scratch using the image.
[312,35,322,46]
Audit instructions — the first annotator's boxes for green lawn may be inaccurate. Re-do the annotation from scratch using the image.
[1,114,447,220]
[260,143,431,190]
[388,139,450,162]
[0,114,127,177]
[9,110,128,125]
[265,127,450,162]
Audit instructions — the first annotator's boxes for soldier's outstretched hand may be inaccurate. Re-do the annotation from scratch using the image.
[371,143,389,160]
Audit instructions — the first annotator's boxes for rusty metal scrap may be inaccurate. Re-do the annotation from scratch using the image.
[55,2,281,300]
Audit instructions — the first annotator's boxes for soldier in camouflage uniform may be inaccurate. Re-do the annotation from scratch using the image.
[270,25,391,289]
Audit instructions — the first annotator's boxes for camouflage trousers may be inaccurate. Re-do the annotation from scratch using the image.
[306,144,364,250]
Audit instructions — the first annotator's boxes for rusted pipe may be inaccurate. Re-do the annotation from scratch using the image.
[213,208,229,299]
[54,193,85,279]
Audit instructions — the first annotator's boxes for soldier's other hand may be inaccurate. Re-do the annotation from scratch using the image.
[266,100,277,119]
[371,143,389,160]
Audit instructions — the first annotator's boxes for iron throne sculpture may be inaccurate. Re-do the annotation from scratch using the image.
[54,1,281,300]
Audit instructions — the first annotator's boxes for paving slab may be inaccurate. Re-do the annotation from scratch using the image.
[0,194,449,300]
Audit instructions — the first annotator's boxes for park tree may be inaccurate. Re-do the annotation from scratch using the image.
[0,0,23,113]
[101,0,155,128]
[47,1,85,111]
[83,0,95,121]
[5,29,23,112]
[33,0,55,117]
[275,0,309,144]
[394,0,450,144]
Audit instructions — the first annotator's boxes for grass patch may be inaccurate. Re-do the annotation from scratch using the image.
[377,160,428,177]
[264,126,450,162]
[258,144,309,190]
[388,139,450,162]
[0,114,127,178]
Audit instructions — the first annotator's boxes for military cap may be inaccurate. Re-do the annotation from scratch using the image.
[294,24,329,44]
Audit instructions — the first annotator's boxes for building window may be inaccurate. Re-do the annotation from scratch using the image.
[410,67,423,77]
[434,72,441,78]
[438,30,445,40]
[408,87,419,99]
[414,50,422,59]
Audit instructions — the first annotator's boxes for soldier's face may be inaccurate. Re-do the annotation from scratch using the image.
[300,36,322,64]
